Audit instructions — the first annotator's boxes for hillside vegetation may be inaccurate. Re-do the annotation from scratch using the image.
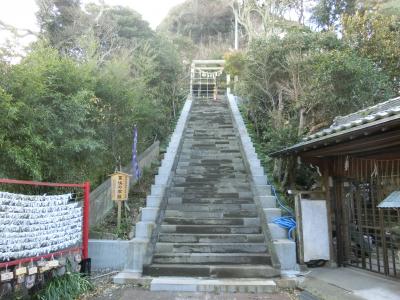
[0,0,186,184]
[1,0,399,192]
[161,0,400,189]
[158,0,235,59]
[222,0,400,189]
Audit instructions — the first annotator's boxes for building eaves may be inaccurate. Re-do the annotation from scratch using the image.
[270,101,400,157]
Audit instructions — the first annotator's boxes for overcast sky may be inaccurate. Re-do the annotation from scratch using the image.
[0,0,185,48]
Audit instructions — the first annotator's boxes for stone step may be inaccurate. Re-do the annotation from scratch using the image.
[166,203,257,212]
[160,224,261,234]
[177,156,244,162]
[172,177,250,184]
[180,150,241,155]
[176,163,245,168]
[167,197,254,205]
[144,264,279,278]
[175,169,245,175]
[173,172,246,178]
[169,193,253,199]
[155,242,267,253]
[171,190,253,196]
[169,190,253,199]
[158,233,265,243]
[164,210,258,218]
[149,277,278,293]
[172,182,251,189]
[173,172,247,180]
[162,217,260,226]
[177,156,242,162]
[137,99,281,280]
[152,253,271,265]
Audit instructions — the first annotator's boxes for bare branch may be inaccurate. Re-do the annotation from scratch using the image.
[0,20,38,38]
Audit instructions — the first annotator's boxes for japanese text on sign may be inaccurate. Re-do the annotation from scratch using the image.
[111,172,130,201]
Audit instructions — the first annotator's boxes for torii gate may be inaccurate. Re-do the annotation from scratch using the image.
[190,60,226,99]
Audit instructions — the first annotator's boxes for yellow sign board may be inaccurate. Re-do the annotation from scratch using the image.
[111,171,130,201]
[15,267,27,276]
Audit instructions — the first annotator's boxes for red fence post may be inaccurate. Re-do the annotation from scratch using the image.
[82,181,90,259]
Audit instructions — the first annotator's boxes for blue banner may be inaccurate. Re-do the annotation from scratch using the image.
[132,125,141,180]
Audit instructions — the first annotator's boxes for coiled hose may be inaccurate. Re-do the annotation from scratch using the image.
[269,184,297,240]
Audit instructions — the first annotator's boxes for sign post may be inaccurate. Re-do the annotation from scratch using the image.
[111,172,130,231]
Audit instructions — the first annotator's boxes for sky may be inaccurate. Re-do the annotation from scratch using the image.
[0,0,185,49]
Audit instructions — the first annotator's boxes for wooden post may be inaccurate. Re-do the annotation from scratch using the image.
[111,171,130,232]
[334,177,345,266]
[294,193,304,265]
[322,159,335,266]
[117,201,122,231]
[227,74,231,94]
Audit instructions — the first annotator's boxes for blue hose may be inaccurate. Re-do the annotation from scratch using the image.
[272,216,296,240]
[268,182,296,240]
[270,184,294,216]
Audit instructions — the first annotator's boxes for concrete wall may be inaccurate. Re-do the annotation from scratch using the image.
[90,98,193,274]
[227,93,298,273]
[126,98,193,277]
[89,239,134,270]
[89,141,160,227]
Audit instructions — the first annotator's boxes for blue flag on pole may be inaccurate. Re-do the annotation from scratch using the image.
[132,125,141,180]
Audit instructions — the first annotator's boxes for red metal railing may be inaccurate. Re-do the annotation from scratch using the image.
[0,178,90,268]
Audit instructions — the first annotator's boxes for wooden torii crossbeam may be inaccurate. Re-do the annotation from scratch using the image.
[190,60,225,99]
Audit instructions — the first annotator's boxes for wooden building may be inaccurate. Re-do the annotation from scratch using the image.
[272,97,400,279]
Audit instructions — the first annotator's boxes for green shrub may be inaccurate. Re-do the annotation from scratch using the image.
[33,271,92,300]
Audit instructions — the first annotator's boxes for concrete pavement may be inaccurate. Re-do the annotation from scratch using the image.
[91,288,295,300]
[299,267,400,300]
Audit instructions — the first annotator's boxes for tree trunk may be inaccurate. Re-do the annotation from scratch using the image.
[282,157,295,190]
[273,157,282,181]
[298,0,304,25]
[277,88,283,127]
[172,97,176,119]
[298,107,306,136]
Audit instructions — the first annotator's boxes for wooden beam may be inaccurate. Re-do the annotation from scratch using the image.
[192,60,225,65]
[194,67,224,71]
[348,145,400,159]
[301,129,400,158]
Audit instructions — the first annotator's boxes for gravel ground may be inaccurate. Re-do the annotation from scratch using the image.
[80,273,299,300]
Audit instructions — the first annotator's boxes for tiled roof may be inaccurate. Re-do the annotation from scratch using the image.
[271,96,400,156]
[303,97,400,142]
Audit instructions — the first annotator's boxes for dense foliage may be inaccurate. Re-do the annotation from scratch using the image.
[225,0,399,189]
[0,1,186,184]
[158,0,235,59]
[1,0,399,192]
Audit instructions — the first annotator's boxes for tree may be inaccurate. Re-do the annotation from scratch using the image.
[311,0,356,30]
[0,44,101,181]
[36,0,88,55]
[229,30,394,188]
[0,2,185,185]
[357,0,400,16]
[343,12,400,90]
[233,0,305,44]
[158,0,234,44]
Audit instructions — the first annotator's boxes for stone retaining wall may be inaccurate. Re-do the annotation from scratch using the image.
[227,93,298,273]
[89,239,134,270]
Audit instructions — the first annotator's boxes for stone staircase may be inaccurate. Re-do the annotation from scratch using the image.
[143,98,279,278]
